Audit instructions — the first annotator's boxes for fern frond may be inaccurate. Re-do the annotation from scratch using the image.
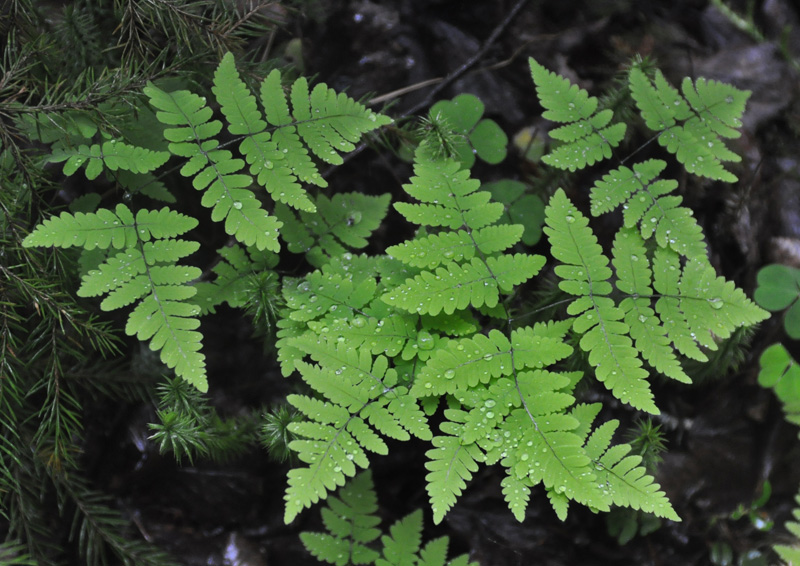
[589,159,706,259]
[628,66,750,182]
[376,509,424,566]
[23,204,206,390]
[394,157,504,230]
[544,189,656,413]
[529,58,626,171]
[653,247,767,358]
[410,327,572,396]
[49,140,169,180]
[382,254,545,316]
[299,470,381,566]
[612,229,691,383]
[22,203,195,250]
[301,472,475,565]
[387,224,523,270]
[583,420,679,520]
[144,81,282,252]
[284,335,430,523]
[424,421,485,524]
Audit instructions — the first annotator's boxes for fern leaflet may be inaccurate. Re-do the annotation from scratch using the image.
[529,58,626,171]
[301,471,476,566]
[544,189,655,412]
[49,140,169,180]
[583,420,679,520]
[589,159,706,259]
[545,189,767,410]
[22,204,207,391]
[284,334,431,523]
[628,65,749,182]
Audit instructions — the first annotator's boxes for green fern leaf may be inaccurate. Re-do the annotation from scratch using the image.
[300,470,381,566]
[376,509,423,566]
[49,140,169,180]
[386,224,523,270]
[393,157,504,230]
[499,371,607,511]
[213,53,315,212]
[612,229,691,383]
[628,66,750,182]
[501,474,531,522]
[411,327,572,396]
[589,159,706,259]
[653,248,768,357]
[284,336,430,523]
[529,58,626,171]
[382,254,544,316]
[22,203,196,250]
[144,81,282,252]
[23,203,206,390]
[425,423,485,524]
[584,420,679,520]
[544,189,656,413]
[651,247,707,362]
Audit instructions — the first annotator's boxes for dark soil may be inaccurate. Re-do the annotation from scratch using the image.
[90,1,800,564]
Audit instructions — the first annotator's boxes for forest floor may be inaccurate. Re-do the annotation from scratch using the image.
[89,1,800,564]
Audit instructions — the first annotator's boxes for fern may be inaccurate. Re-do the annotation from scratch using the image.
[283,332,432,523]
[589,159,706,259]
[21,51,392,393]
[22,203,207,390]
[628,65,749,182]
[144,52,391,253]
[300,471,476,566]
[543,189,766,412]
[382,155,545,316]
[48,140,169,180]
[529,58,627,171]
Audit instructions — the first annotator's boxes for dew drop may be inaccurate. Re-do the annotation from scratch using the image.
[233,201,243,209]
[444,369,456,379]
[417,330,434,350]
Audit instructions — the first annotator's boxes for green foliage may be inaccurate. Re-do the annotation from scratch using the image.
[425,93,508,167]
[8,19,772,563]
[23,203,208,391]
[529,58,627,171]
[543,190,765,413]
[758,344,800,428]
[776,490,800,564]
[754,267,800,561]
[628,65,749,182]
[22,51,390,392]
[277,58,765,530]
[755,264,800,339]
[300,471,477,566]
